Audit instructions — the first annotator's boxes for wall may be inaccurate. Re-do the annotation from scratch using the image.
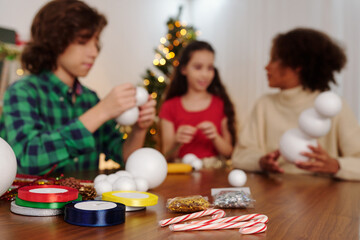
[1,0,359,126]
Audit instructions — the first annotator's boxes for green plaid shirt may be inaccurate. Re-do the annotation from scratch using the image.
[0,71,124,175]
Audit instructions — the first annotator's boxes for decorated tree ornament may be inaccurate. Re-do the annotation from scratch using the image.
[0,137,17,196]
[279,91,342,163]
[125,148,167,189]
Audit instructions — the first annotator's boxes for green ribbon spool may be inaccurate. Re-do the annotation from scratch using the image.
[15,194,82,209]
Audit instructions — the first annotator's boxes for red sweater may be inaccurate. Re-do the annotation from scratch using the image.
[159,95,225,158]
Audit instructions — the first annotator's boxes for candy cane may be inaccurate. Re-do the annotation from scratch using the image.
[170,220,262,231]
[239,223,267,234]
[190,214,268,225]
[159,209,226,227]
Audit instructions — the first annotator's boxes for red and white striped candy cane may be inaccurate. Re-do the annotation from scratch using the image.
[190,214,268,225]
[159,209,226,227]
[239,223,267,234]
[170,220,262,231]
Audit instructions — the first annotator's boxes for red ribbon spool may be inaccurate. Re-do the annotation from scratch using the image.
[18,185,78,203]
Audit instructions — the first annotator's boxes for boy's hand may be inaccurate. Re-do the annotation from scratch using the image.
[100,83,136,121]
[136,97,156,129]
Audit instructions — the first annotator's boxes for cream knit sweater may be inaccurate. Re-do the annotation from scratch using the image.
[232,86,360,181]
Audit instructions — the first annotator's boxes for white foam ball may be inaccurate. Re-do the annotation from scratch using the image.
[279,128,317,163]
[191,158,203,171]
[0,137,17,196]
[125,148,167,189]
[94,174,108,184]
[94,181,113,196]
[136,87,149,106]
[228,169,247,187]
[112,177,137,191]
[115,170,133,178]
[134,178,149,192]
[298,108,331,138]
[117,107,139,126]
[182,153,198,164]
[106,173,119,184]
[314,91,342,117]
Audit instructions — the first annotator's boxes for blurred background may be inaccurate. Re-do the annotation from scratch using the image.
[1,0,359,129]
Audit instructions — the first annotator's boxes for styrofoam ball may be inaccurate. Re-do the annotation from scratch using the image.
[116,107,139,126]
[0,137,17,196]
[228,169,247,187]
[136,87,149,106]
[314,91,342,117]
[182,153,199,164]
[112,177,137,191]
[191,158,203,171]
[115,170,133,178]
[298,108,331,138]
[94,180,112,196]
[106,173,119,184]
[125,148,167,189]
[134,178,149,192]
[94,174,108,184]
[279,128,317,163]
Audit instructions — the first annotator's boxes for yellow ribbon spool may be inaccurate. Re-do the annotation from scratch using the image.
[102,191,158,207]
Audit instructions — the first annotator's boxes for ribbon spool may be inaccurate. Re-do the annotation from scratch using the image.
[18,185,79,203]
[102,191,158,211]
[10,201,63,216]
[64,200,126,227]
[15,194,82,209]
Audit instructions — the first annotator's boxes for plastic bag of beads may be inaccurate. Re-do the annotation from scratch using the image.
[167,195,211,213]
[213,190,255,208]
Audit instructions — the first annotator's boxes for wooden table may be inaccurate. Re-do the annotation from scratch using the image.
[0,169,359,240]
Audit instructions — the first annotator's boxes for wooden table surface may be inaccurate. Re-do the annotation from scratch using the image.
[0,169,359,240]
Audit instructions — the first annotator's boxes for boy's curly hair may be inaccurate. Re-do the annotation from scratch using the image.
[22,0,107,74]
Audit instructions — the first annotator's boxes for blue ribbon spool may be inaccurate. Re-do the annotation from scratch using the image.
[64,200,125,227]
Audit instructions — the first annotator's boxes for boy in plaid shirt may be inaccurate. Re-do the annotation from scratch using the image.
[0,0,156,175]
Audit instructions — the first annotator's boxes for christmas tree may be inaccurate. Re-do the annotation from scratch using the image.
[121,7,198,148]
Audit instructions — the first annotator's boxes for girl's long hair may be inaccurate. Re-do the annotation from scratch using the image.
[164,41,237,146]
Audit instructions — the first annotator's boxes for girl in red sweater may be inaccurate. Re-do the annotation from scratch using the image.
[159,41,237,168]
